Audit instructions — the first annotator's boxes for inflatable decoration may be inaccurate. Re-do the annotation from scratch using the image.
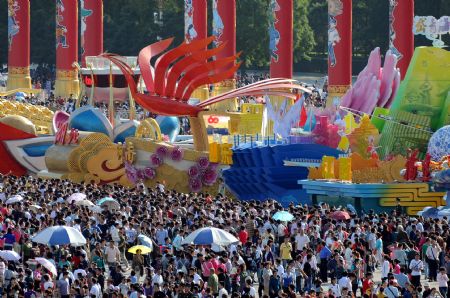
[428,125,450,161]
[340,47,400,114]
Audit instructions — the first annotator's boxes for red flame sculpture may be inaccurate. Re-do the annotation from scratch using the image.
[101,37,309,117]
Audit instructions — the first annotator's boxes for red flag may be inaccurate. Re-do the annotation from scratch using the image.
[299,105,307,127]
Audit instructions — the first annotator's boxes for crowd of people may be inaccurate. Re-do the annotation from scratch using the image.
[0,174,448,298]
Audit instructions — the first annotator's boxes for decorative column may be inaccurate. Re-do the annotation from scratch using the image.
[389,0,414,80]
[327,0,352,107]
[7,0,31,90]
[185,0,209,101]
[55,0,80,98]
[81,0,103,66]
[212,0,237,111]
[269,0,293,79]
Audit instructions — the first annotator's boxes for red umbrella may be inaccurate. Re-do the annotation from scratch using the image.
[331,210,350,220]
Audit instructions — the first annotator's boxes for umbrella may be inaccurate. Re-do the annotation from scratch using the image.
[96,197,120,209]
[272,211,295,222]
[75,200,94,207]
[182,227,239,246]
[211,243,225,252]
[128,245,152,255]
[34,258,57,276]
[5,195,23,205]
[0,250,21,262]
[29,205,42,212]
[31,225,86,246]
[67,193,86,204]
[331,210,351,220]
[89,205,103,213]
[138,234,154,250]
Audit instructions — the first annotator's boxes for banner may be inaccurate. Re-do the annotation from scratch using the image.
[413,16,450,48]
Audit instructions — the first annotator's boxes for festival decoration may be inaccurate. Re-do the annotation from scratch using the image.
[269,0,293,79]
[80,0,103,66]
[327,0,352,103]
[340,48,400,115]
[265,96,305,139]
[389,0,414,79]
[413,16,450,48]
[7,0,31,89]
[428,125,450,161]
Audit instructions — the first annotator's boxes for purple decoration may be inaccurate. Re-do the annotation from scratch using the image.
[197,156,210,169]
[171,146,184,161]
[208,162,219,171]
[126,171,138,184]
[144,167,156,180]
[156,146,169,158]
[202,168,218,186]
[151,154,163,167]
[188,165,200,177]
[136,169,146,180]
[189,177,202,192]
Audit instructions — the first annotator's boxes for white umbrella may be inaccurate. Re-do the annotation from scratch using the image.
[89,205,103,213]
[0,250,21,262]
[29,205,42,212]
[5,195,23,205]
[182,227,239,246]
[35,258,57,276]
[32,225,86,246]
[96,197,120,210]
[75,200,94,207]
[67,193,86,204]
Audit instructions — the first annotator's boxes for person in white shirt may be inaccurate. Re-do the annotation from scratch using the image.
[294,229,310,252]
[105,240,121,269]
[90,278,102,298]
[409,253,424,287]
[338,272,352,293]
[218,282,228,298]
[437,267,449,297]
[426,240,442,281]
[381,255,391,279]
[110,223,120,243]
[329,277,341,297]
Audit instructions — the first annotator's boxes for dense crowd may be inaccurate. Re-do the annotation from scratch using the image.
[0,174,448,298]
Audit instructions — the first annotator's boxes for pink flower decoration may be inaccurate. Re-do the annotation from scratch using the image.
[189,177,202,192]
[197,156,210,169]
[144,167,156,180]
[151,154,163,167]
[188,165,200,177]
[171,146,184,161]
[162,134,170,142]
[208,162,219,171]
[202,168,218,186]
[156,146,169,158]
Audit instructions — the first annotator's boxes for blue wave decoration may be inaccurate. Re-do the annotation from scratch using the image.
[69,106,113,139]
[22,144,52,157]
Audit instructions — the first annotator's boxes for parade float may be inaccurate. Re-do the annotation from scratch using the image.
[2,0,449,214]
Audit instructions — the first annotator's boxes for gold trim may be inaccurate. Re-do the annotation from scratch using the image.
[328,85,351,94]
[56,69,78,80]
[8,66,30,75]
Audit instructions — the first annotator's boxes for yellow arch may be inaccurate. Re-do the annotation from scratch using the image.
[135,118,162,141]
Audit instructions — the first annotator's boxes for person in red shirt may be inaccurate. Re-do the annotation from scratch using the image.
[362,272,374,296]
[238,226,248,244]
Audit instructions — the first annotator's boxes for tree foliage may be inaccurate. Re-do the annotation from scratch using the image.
[0,0,449,72]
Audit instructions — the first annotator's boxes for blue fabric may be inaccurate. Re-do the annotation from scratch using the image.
[22,144,52,157]
[192,230,214,245]
[2,233,15,245]
[48,229,71,245]
[319,246,332,259]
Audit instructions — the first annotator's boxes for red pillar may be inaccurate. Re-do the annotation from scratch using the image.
[390,0,414,80]
[213,0,236,59]
[269,0,293,79]
[212,0,236,111]
[7,0,31,90]
[185,0,207,43]
[55,0,79,98]
[328,0,352,99]
[81,0,103,66]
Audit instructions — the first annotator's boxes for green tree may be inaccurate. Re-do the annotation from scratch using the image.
[294,0,316,62]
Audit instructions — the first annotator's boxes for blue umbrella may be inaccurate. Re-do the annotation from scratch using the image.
[182,227,239,246]
[31,225,86,246]
[272,210,295,222]
[96,197,120,209]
